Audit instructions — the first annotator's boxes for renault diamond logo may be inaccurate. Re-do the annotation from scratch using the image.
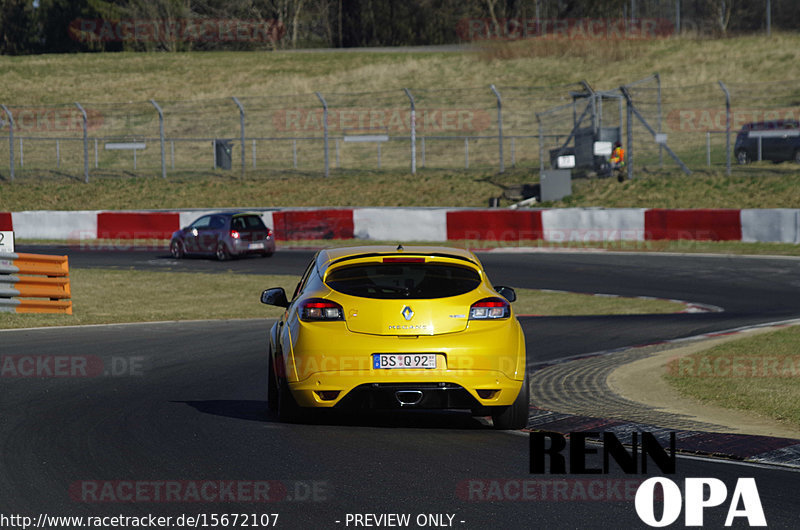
[401,306,414,321]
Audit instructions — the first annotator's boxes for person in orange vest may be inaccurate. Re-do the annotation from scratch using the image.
[610,141,625,169]
[609,141,626,182]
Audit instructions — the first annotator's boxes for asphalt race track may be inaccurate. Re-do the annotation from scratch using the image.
[3,246,800,528]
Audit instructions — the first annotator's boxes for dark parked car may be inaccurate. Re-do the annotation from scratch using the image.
[170,212,276,261]
[735,120,800,164]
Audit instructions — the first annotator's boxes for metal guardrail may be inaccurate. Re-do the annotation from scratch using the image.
[0,253,72,314]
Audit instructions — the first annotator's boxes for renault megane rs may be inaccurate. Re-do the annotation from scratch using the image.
[260,245,529,429]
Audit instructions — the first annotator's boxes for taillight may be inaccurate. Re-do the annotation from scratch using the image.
[300,298,344,321]
[469,297,510,320]
[267,229,273,238]
[230,230,240,239]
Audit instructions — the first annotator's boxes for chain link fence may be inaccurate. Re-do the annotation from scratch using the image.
[1,77,798,181]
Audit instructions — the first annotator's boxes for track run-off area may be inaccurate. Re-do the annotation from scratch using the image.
[2,246,800,528]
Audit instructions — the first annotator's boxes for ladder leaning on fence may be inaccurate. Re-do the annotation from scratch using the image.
[0,253,72,314]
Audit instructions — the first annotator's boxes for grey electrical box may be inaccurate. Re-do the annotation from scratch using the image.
[540,169,572,202]
[214,139,233,170]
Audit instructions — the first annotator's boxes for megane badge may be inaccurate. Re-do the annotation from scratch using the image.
[401,306,414,321]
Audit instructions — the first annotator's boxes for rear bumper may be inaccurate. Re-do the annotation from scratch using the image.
[280,317,526,410]
[288,370,523,409]
[231,238,275,255]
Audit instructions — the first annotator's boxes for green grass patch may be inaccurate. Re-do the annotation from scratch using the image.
[665,326,800,428]
[0,268,683,330]
[4,169,800,211]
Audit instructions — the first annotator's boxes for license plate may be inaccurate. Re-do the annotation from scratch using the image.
[249,242,265,249]
[373,353,436,369]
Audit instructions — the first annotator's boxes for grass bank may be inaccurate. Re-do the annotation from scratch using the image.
[665,326,800,429]
[2,168,800,211]
[0,268,683,330]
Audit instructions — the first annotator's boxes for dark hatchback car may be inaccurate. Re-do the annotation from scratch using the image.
[735,120,800,164]
[170,212,276,261]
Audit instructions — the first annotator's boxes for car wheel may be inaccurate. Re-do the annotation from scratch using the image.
[274,355,301,422]
[491,372,530,430]
[261,250,274,258]
[170,240,185,259]
[736,150,751,165]
[267,352,279,414]
[215,242,230,261]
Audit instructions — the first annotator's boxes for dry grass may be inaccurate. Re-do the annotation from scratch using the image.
[665,325,800,428]
[556,170,800,208]
[0,34,797,105]
[0,268,682,330]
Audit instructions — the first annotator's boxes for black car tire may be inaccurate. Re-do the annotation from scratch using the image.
[267,352,279,414]
[215,242,230,261]
[491,372,530,430]
[170,240,185,259]
[276,363,301,423]
[736,149,751,165]
[261,250,274,258]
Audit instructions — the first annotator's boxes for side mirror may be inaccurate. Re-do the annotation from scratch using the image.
[494,285,517,303]
[261,287,289,308]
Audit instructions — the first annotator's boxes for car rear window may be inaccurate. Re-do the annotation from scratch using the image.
[325,263,481,299]
[233,215,266,231]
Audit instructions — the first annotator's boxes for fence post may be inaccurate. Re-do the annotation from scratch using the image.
[675,0,681,34]
[421,137,426,168]
[621,87,633,181]
[536,114,544,174]
[718,81,731,176]
[315,92,329,177]
[490,84,504,173]
[94,138,98,168]
[766,0,771,37]
[56,140,60,169]
[75,102,89,183]
[149,99,166,179]
[655,72,663,168]
[706,132,711,167]
[0,105,13,181]
[403,88,416,174]
[232,97,246,178]
[464,138,469,169]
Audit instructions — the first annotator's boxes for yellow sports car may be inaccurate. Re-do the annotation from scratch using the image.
[260,245,529,429]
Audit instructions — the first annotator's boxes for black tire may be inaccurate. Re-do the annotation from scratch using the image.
[736,150,751,165]
[267,353,278,414]
[274,355,301,422]
[261,250,274,258]
[169,240,184,259]
[215,242,230,261]
[491,372,530,430]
